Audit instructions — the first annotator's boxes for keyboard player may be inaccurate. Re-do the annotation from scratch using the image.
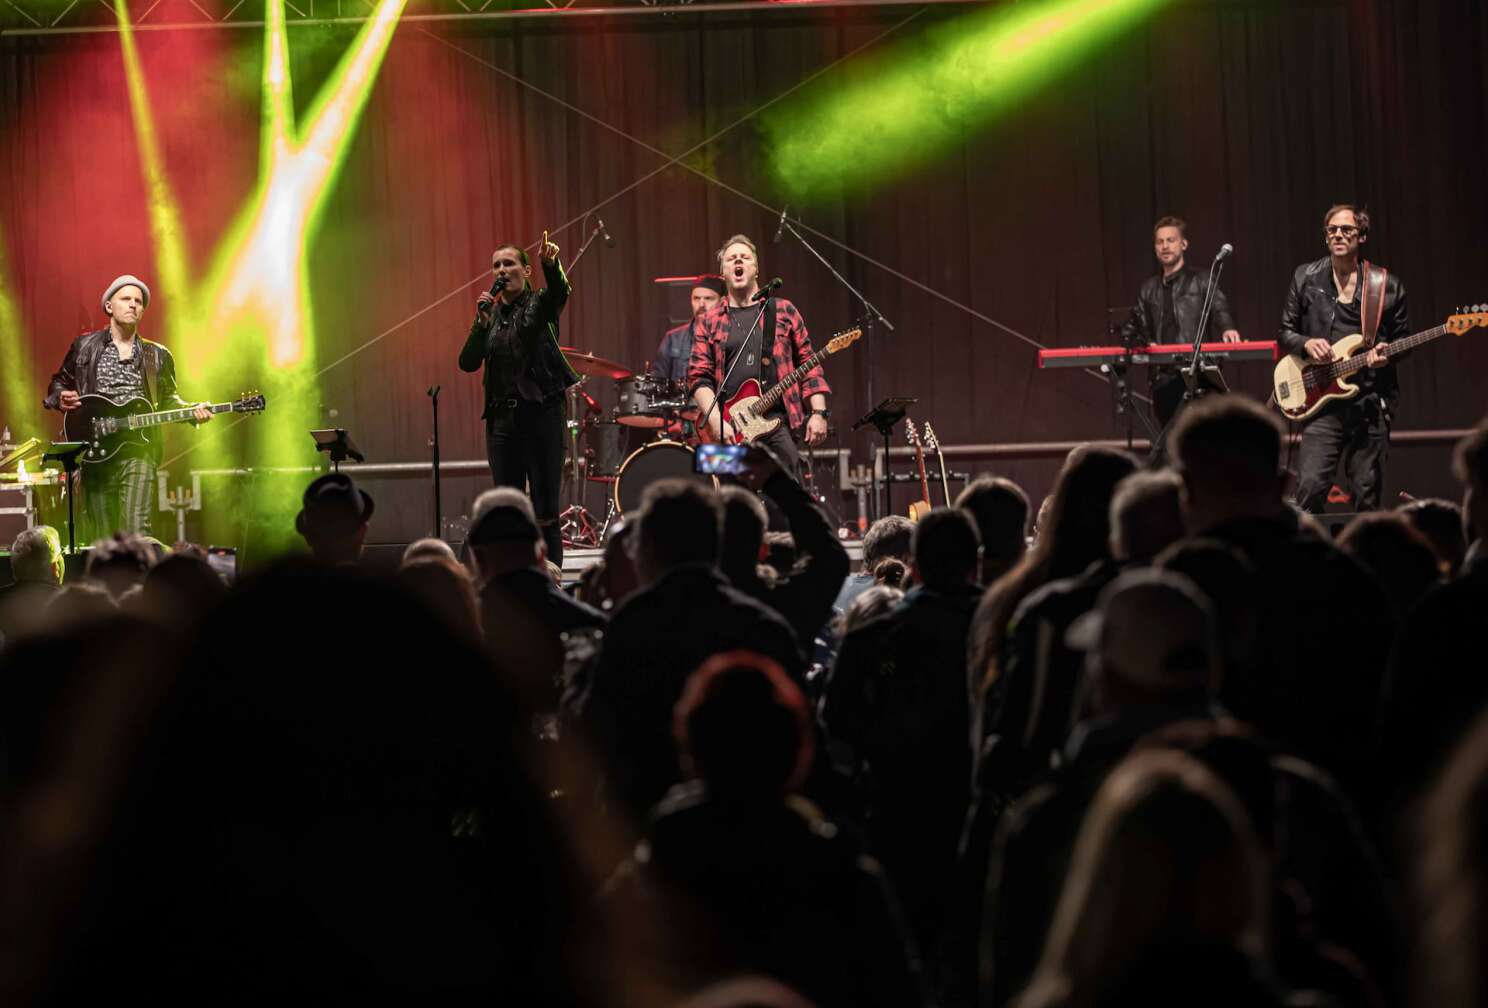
[1120,216,1242,427]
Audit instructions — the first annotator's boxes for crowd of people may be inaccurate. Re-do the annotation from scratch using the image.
[1,392,1486,1006]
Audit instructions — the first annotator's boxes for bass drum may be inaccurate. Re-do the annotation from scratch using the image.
[612,440,714,515]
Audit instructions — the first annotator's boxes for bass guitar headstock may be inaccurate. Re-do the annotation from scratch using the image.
[1448,304,1488,335]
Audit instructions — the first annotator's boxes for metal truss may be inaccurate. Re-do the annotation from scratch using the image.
[1,0,978,36]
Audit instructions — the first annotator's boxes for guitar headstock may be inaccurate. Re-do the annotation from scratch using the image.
[923,422,940,453]
[824,328,863,354]
[905,416,921,447]
[1448,305,1488,335]
[233,391,267,414]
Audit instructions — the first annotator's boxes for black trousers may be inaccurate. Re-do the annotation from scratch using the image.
[485,396,566,564]
[1294,395,1391,513]
[756,419,802,481]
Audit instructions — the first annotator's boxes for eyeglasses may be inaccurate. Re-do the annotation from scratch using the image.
[1325,225,1360,236]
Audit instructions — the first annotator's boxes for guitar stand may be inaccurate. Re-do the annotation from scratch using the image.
[42,442,87,555]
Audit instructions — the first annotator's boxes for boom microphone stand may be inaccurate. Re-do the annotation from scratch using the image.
[775,209,894,410]
[1149,245,1231,463]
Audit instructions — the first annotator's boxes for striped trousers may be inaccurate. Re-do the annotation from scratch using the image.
[81,455,156,540]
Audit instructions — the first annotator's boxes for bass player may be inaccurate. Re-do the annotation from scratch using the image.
[686,233,830,479]
[1280,204,1409,513]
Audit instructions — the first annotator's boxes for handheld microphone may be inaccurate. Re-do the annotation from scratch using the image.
[1215,243,1234,262]
[773,205,790,243]
[751,277,784,303]
[596,217,615,248]
[477,275,508,318]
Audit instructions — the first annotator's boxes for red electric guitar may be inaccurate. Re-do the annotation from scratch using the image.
[708,327,862,444]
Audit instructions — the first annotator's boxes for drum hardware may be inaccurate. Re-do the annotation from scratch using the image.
[560,347,633,381]
[560,503,602,548]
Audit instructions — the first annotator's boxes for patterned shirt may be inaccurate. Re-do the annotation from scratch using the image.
[686,297,830,432]
[95,339,146,400]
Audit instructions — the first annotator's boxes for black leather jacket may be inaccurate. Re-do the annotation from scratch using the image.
[1120,266,1237,347]
[45,328,191,414]
[1279,257,1409,399]
[458,258,580,415]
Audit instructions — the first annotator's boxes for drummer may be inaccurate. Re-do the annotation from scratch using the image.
[652,274,725,385]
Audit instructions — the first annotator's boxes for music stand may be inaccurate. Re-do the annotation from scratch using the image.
[853,397,916,520]
[310,429,364,471]
[42,442,87,555]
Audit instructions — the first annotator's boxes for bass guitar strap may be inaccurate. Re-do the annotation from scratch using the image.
[1360,260,1389,348]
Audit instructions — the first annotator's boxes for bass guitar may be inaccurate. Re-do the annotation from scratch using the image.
[711,328,862,444]
[63,392,267,464]
[1273,306,1486,421]
[905,417,933,522]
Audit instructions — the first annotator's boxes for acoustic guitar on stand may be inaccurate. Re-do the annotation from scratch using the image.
[1273,306,1487,421]
[924,422,952,506]
[707,327,862,445]
[905,417,933,522]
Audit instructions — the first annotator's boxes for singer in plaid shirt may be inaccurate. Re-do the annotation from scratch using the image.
[687,234,831,476]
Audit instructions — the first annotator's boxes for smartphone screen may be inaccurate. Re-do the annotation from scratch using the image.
[206,546,238,583]
[694,443,749,476]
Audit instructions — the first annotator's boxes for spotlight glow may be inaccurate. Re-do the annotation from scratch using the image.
[765,0,1170,199]
[0,229,39,439]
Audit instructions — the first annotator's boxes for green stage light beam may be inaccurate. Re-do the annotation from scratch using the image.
[201,0,406,375]
[190,0,405,551]
[0,228,41,442]
[116,0,193,336]
[765,0,1169,200]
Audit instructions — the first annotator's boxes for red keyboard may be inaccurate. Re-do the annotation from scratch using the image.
[1038,341,1280,369]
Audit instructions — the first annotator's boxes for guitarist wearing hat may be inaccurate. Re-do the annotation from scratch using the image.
[44,274,213,538]
[1279,205,1409,513]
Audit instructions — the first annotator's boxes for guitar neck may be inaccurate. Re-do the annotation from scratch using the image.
[914,446,930,502]
[1329,323,1447,379]
[126,401,234,430]
[757,346,832,414]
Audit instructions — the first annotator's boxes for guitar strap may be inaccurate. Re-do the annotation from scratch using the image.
[1360,260,1389,348]
[759,297,777,387]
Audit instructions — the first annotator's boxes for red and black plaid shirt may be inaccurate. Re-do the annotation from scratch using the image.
[685,297,831,432]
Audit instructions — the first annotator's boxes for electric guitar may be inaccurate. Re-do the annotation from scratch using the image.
[712,327,862,444]
[63,392,267,464]
[924,421,952,506]
[905,417,933,522]
[1273,306,1487,421]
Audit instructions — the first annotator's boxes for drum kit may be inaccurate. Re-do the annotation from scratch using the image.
[558,348,716,547]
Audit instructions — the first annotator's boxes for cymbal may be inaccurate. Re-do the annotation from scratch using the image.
[561,347,632,380]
